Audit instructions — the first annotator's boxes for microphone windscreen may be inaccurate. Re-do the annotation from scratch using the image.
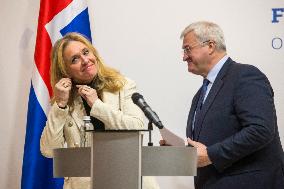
[131,92,143,103]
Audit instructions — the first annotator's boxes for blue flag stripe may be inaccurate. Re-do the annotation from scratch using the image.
[60,8,92,41]
[21,84,63,189]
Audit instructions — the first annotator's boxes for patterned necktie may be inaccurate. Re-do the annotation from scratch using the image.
[191,78,210,138]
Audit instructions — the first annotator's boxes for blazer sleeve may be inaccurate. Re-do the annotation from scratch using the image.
[40,103,68,158]
[207,65,276,172]
[90,78,145,130]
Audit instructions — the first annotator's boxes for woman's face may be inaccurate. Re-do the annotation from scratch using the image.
[63,40,98,84]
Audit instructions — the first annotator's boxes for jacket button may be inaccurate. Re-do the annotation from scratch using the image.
[68,121,73,127]
[74,142,80,147]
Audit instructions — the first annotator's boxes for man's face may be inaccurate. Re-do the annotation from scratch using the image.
[182,32,210,77]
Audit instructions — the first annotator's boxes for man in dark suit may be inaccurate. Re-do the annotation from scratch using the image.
[181,21,284,189]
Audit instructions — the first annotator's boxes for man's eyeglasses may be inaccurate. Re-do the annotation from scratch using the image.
[182,40,210,55]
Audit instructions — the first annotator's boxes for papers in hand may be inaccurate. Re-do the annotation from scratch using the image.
[159,127,185,146]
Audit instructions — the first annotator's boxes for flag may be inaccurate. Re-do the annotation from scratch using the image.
[21,0,92,188]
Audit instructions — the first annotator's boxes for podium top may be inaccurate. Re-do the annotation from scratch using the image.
[86,129,150,132]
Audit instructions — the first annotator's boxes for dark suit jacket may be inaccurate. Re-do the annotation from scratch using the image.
[186,58,284,189]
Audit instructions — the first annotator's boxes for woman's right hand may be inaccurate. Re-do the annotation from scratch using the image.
[54,78,72,108]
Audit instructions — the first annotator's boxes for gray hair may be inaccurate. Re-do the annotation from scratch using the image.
[180,21,226,51]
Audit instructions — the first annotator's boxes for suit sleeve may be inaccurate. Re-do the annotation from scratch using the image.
[90,78,145,130]
[207,65,276,172]
[40,103,68,158]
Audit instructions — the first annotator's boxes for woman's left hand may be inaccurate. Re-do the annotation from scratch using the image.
[76,85,98,107]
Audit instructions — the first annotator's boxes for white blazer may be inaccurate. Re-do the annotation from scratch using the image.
[40,78,159,189]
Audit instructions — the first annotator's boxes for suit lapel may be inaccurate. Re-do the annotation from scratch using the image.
[194,79,224,140]
[194,58,233,140]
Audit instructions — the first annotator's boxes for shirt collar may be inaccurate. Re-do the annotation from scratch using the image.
[206,55,229,84]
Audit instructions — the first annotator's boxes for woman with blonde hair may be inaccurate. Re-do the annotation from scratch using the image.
[40,32,159,189]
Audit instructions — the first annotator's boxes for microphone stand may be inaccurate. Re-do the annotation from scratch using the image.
[147,121,153,146]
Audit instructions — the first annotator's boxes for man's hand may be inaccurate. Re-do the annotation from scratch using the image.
[159,139,171,146]
[187,138,212,167]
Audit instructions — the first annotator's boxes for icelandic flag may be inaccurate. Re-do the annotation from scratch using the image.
[21,0,92,188]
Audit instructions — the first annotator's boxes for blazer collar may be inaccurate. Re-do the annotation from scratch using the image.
[69,90,121,129]
[194,58,234,140]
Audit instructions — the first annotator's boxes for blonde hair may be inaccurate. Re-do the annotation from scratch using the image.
[50,32,126,105]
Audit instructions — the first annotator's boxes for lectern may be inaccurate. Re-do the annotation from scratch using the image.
[53,131,197,189]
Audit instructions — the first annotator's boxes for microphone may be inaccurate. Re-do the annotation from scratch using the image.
[131,92,164,129]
